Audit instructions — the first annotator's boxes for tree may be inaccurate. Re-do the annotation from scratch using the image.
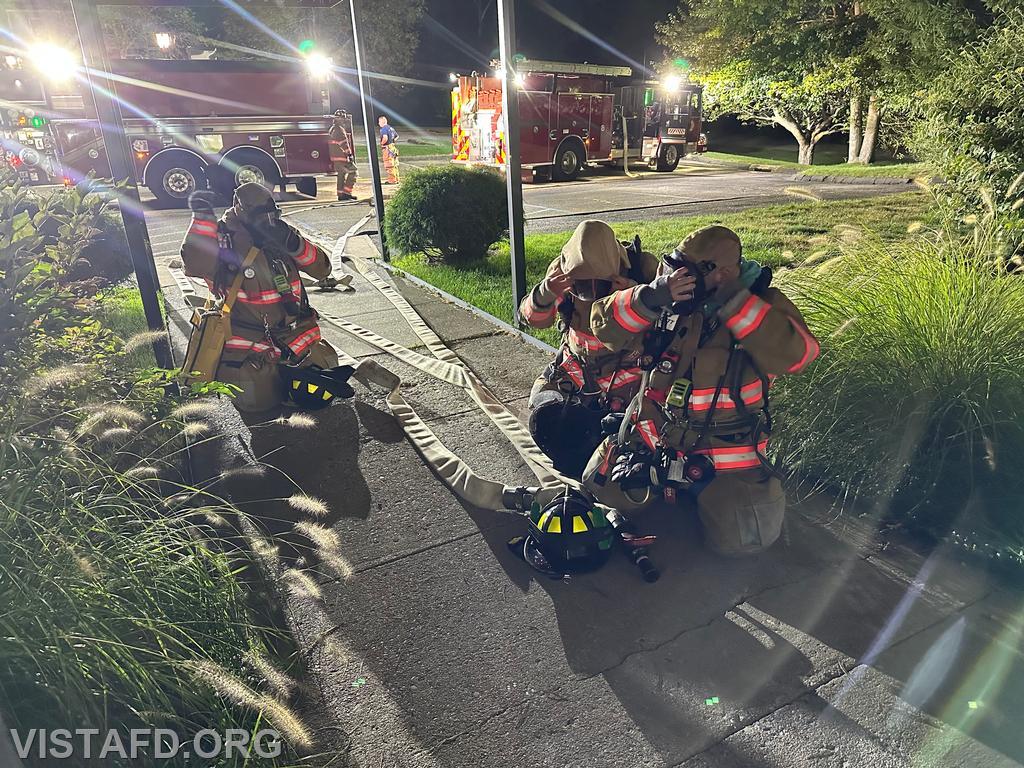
[914,8,1024,260]
[702,61,850,164]
[656,0,990,165]
[218,1,426,91]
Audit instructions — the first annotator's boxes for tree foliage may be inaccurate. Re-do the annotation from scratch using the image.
[914,8,1024,259]
[656,0,991,163]
[219,1,426,88]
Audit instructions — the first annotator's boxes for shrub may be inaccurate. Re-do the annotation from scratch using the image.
[772,217,1024,549]
[385,164,512,264]
[914,9,1024,260]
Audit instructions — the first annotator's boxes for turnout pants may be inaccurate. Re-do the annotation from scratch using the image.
[335,159,357,196]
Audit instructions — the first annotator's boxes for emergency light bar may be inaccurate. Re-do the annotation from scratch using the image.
[514,59,633,77]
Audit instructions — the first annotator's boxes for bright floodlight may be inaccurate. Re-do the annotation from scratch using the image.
[663,74,682,93]
[306,52,333,81]
[154,33,174,51]
[449,72,458,83]
[514,72,526,87]
[28,42,77,82]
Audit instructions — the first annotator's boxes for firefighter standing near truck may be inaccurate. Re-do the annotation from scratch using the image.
[521,220,659,477]
[180,184,348,415]
[378,115,400,184]
[329,110,358,201]
[582,225,820,556]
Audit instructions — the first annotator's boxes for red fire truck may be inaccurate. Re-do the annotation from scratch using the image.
[1,58,338,206]
[451,59,706,181]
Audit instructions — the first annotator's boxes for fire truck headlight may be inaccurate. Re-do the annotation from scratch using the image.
[29,42,78,83]
[663,75,683,93]
[305,53,334,82]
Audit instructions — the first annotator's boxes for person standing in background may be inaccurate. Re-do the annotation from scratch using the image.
[378,115,401,184]
[329,110,358,201]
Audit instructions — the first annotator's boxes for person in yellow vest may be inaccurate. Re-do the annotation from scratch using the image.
[180,184,342,415]
[582,225,820,556]
[329,110,358,201]
[520,220,659,477]
[378,115,400,184]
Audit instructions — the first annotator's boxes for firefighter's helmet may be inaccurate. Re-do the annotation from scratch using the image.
[518,488,614,575]
[280,364,356,410]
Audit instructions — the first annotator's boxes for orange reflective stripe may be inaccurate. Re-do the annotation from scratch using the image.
[188,219,218,239]
[597,368,642,393]
[787,318,820,373]
[522,293,556,323]
[237,280,302,305]
[725,294,771,339]
[692,440,769,471]
[294,240,318,267]
[612,287,650,333]
[568,327,604,352]
[558,356,585,388]
[224,336,280,358]
[635,419,660,451]
[689,380,764,411]
[288,326,322,356]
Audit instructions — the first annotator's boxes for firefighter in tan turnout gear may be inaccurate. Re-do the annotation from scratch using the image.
[521,219,659,477]
[329,109,358,201]
[180,183,341,414]
[582,225,820,556]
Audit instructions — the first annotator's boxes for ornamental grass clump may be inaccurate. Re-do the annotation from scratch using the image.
[772,219,1024,549]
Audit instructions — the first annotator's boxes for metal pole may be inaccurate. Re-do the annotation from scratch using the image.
[349,0,388,260]
[497,0,527,323]
[69,0,171,369]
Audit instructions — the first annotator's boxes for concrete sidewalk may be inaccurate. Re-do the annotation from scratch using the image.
[164,230,1023,768]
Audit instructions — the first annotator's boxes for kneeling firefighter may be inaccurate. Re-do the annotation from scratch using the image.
[582,225,820,556]
[180,183,353,413]
[521,220,659,477]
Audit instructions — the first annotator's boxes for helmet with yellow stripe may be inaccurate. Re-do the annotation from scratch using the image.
[279,364,356,410]
[521,488,614,575]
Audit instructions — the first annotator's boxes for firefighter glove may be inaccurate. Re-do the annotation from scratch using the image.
[610,448,658,491]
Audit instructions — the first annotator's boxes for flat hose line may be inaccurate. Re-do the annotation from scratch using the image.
[298,225,579,511]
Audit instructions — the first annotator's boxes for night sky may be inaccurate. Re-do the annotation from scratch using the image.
[418,0,680,76]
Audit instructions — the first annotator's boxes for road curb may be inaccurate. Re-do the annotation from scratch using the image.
[684,157,793,174]
[798,174,916,186]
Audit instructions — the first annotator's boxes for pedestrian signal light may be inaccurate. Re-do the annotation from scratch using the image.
[17,114,27,126]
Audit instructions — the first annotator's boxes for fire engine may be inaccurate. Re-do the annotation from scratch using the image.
[450,59,706,181]
[1,58,340,206]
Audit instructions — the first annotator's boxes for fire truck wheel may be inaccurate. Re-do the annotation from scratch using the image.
[552,141,584,181]
[214,151,282,197]
[656,144,681,172]
[147,155,208,207]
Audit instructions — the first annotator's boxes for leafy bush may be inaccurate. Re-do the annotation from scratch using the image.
[385,164,511,264]
[914,9,1024,261]
[773,217,1024,548]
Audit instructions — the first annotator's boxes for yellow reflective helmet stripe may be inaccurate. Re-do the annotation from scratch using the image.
[572,515,588,533]
[292,380,301,390]
[546,516,561,534]
[308,383,319,394]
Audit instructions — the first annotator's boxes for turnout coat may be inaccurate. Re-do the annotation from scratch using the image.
[180,205,338,412]
[583,278,820,554]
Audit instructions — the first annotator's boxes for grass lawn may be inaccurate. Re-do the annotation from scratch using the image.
[702,135,926,178]
[393,191,930,347]
[351,129,451,162]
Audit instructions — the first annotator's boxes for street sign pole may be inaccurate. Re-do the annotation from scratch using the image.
[349,0,388,260]
[69,0,171,368]
[497,0,527,324]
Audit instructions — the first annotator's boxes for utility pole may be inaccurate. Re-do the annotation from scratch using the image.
[69,0,171,368]
[496,0,527,323]
[349,0,388,260]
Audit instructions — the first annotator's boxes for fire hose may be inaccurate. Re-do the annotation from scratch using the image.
[295,220,658,581]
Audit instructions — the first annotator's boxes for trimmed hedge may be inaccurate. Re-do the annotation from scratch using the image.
[385,165,513,264]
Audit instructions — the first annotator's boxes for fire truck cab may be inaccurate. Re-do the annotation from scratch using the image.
[451,60,705,181]
[1,59,336,206]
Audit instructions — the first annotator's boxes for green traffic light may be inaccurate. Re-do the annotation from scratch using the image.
[31,116,45,128]
[674,58,691,69]
[298,40,315,53]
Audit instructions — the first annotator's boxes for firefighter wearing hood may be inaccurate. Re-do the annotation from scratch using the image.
[180,183,339,413]
[520,220,659,477]
[582,225,820,556]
